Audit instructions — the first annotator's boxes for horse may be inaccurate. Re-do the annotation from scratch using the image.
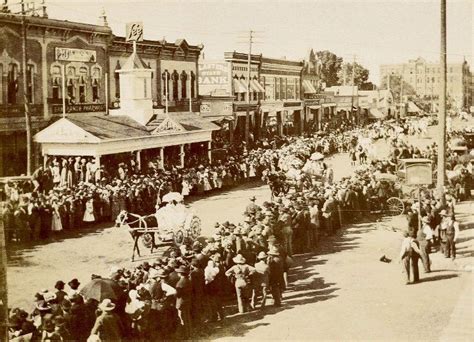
[262,170,289,200]
[116,210,159,261]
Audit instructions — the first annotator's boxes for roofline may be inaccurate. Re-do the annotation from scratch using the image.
[0,12,112,35]
[113,36,203,51]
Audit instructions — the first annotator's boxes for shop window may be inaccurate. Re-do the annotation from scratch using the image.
[172,70,179,100]
[280,78,285,100]
[190,71,196,98]
[92,79,99,103]
[7,63,18,105]
[181,71,187,99]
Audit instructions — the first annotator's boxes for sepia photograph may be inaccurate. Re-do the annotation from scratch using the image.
[0,0,473,340]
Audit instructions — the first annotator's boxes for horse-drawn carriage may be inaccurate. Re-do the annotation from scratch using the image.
[116,192,201,261]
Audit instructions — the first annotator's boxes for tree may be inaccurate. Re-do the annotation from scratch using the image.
[336,62,371,88]
[315,50,343,87]
[380,74,416,102]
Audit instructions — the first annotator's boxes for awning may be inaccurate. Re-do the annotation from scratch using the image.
[251,79,265,92]
[308,105,321,110]
[369,108,385,119]
[322,102,336,108]
[303,80,317,94]
[233,79,247,93]
[249,80,260,93]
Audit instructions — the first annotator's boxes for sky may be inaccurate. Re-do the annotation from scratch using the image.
[15,0,473,83]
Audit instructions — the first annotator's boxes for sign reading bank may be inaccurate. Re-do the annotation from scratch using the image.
[198,61,231,96]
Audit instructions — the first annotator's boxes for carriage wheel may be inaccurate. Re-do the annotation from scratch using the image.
[189,217,201,239]
[386,197,405,216]
[140,233,154,249]
[174,230,185,246]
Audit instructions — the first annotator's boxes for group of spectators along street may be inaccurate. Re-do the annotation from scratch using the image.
[4,117,473,341]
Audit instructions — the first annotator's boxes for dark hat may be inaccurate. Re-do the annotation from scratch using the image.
[55,280,65,290]
[68,278,80,288]
[176,265,190,274]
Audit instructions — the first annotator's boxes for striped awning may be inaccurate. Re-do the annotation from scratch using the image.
[251,79,265,92]
[233,79,247,93]
[303,80,317,94]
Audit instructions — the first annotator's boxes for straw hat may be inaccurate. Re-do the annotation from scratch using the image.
[232,254,246,264]
[98,299,116,312]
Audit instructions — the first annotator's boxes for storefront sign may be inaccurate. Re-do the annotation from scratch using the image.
[405,162,433,185]
[51,103,105,114]
[284,101,302,107]
[126,22,144,42]
[198,61,231,95]
[234,104,258,112]
[55,48,97,62]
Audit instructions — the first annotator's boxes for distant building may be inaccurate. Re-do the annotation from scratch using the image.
[358,89,395,120]
[380,57,472,110]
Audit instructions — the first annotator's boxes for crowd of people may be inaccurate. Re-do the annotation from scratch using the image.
[4,116,473,340]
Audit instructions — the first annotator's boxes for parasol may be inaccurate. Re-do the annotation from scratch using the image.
[310,152,325,161]
[162,192,184,203]
[79,278,122,302]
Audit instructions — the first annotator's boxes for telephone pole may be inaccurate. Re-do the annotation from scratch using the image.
[20,0,33,175]
[244,30,253,146]
[437,0,447,202]
[350,55,356,121]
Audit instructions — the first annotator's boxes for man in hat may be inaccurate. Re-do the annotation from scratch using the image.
[267,246,284,307]
[205,253,226,322]
[251,251,269,309]
[175,265,193,338]
[190,258,205,326]
[399,230,422,284]
[439,211,460,260]
[244,196,259,217]
[90,299,123,341]
[225,254,256,313]
[417,216,434,273]
[54,280,67,305]
[67,278,81,297]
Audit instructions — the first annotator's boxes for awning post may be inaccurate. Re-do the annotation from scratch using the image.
[180,144,185,168]
[160,148,164,169]
[208,141,212,164]
[136,150,141,171]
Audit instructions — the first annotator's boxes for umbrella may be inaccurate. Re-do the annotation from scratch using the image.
[162,192,184,203]
[80,278,122,302]
[310,152,324,161]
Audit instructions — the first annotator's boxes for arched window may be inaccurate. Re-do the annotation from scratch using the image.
[172,70,179,100]
[114,61,121,99]
[190,71,196,99]
[26,64,35,104]
[162,70,170,100]
[67,79,75,103]
[7,63,18,105]
[92,79,99,103]
[78,75,86,103]
[180,71,187,99]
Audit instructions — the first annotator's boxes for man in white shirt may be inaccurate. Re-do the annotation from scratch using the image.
[417,216,433,273]
[440,211,460,260]
[399,230,422,284]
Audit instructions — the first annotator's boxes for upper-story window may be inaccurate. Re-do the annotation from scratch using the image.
[190,71,196,98]
[172,70,179,100]
[114,61,121,99]
[180,71,188,99]
[26,64,35,104]
[91,66,101,102]
[162,70,170,100]
[7,63,18,105]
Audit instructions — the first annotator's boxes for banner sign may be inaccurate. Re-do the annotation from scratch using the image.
[55,48,97,62]
[51,103,105,114]
[126,22,144,42]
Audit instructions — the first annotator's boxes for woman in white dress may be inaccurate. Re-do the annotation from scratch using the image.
[51,198,63,233]
[83,197,95,225]
[181,177,191,197]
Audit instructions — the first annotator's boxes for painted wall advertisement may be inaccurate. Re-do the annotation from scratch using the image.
[55,48,97,62]
[198,61,231,96]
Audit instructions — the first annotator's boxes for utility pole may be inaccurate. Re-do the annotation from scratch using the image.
[244,29,253,146]
[343,63,347,86]
[399,67,404,119]
[350,55,356,122]
[21,0,33,175]
[437,0,447,202]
